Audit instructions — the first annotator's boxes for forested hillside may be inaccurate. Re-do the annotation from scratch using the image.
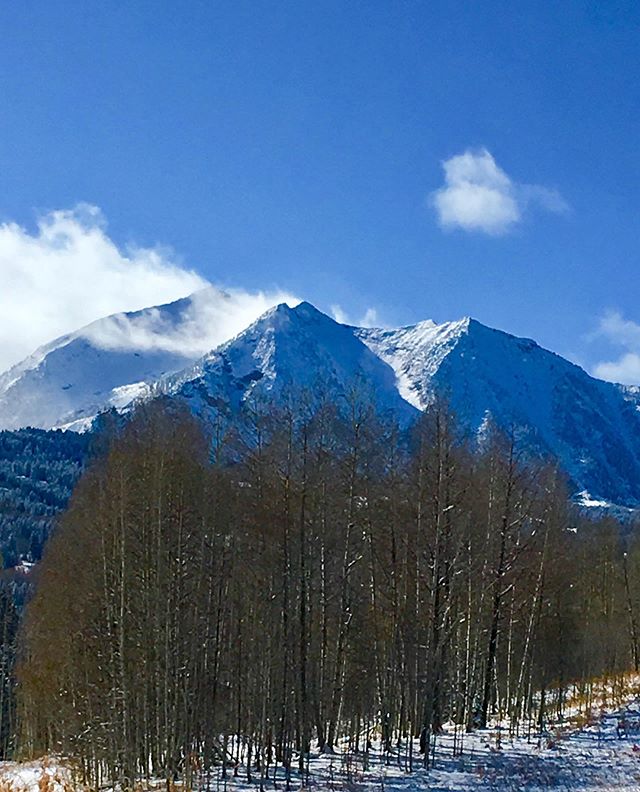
[0,428,89,568]
[0,428,90,757]
[17,397,640,790]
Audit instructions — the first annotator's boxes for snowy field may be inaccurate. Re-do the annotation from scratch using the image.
[6,699,640,792]
[319,706,640,791]
[217,702,640,792]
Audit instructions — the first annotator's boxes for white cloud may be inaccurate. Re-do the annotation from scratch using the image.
[595,354,640,385]
[331,305,381,327]
[596,311,640,349]
[0,205,299,372]
[592,311,640,385]
[431,148,568,235]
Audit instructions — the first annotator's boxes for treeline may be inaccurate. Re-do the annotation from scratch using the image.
[16,396,640,788]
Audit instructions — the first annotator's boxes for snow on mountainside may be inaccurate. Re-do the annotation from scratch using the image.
[0,289,227,430]
[355,317,471,408]
[360,318,640,506]
[621,384,640,410]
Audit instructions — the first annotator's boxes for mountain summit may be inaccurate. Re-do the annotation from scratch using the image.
[0,287,229,431]
[163,300,417,423]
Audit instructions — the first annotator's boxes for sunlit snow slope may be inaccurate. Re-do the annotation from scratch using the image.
[0,289,226,430]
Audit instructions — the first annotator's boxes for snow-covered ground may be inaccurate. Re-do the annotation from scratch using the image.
[209,700,640,792]
[6,699,640,792]
[337,709,640,791]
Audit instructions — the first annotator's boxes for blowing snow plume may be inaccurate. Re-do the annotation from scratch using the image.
[0,205,298,372]
[82,285,301,358]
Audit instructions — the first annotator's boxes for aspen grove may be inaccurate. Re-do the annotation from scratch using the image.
[16,396,640,789]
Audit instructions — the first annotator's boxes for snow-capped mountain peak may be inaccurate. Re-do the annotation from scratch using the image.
[163,300,417,422]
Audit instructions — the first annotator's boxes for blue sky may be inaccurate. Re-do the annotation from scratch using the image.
[0,1,639,381]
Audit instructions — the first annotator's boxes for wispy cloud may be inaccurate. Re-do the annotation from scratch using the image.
[431,148,568,235]
[592,311,640,385]
[0,205,298,372]
[330,305,381,328]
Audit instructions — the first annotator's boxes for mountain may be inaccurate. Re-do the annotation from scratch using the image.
[157,305,640,507]
[358,318,640,507]
[0,288,230,431]
[1,295,640,508]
